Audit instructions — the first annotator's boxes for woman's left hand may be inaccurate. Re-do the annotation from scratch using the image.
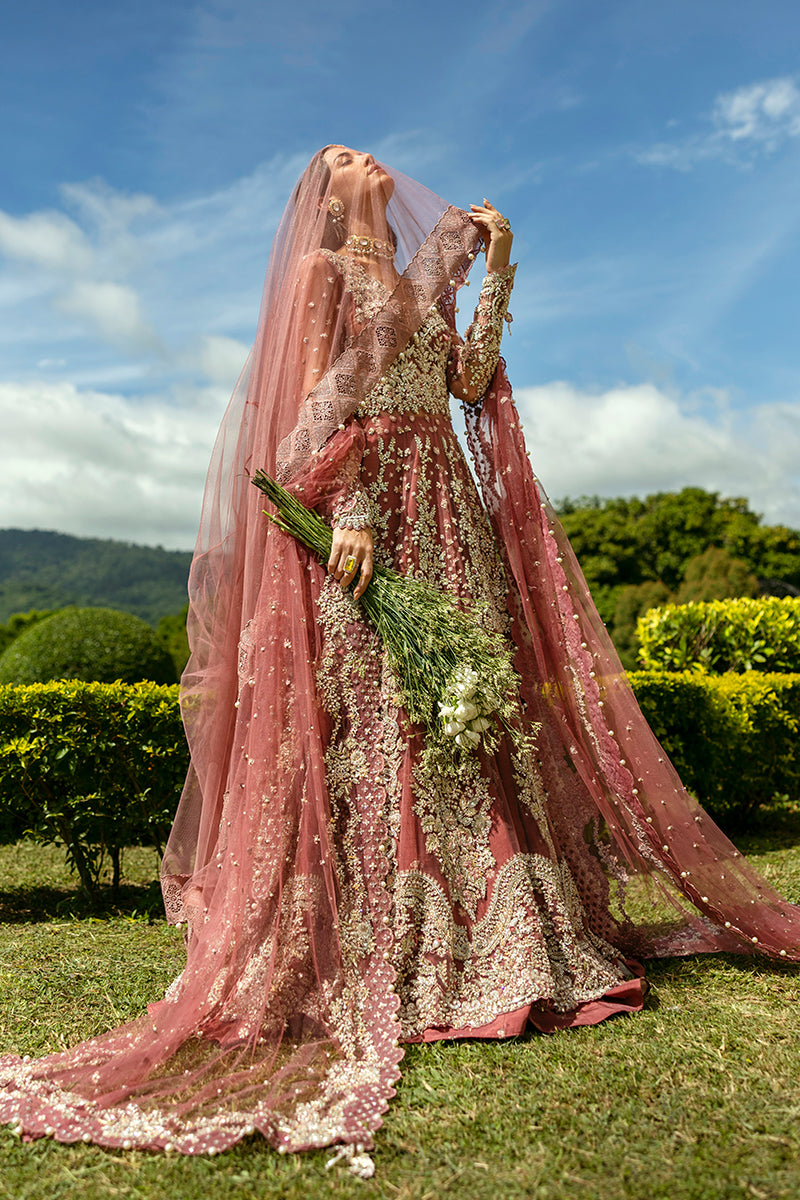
[469,199,513,273]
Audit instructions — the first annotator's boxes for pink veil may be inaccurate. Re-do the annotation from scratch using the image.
[0,151,483,1156]
[465,365,800,962]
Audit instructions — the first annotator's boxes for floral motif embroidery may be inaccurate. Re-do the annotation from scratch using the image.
[334,489,373,530]
[392,854,632,1038]
[449,262,516,402]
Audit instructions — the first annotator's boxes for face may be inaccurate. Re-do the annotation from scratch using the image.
[322,145,395,209]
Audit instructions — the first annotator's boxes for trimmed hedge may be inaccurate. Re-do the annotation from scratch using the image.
[0,673,796,899]
[629,670,800,826]
[0,681,187,898]
[0,606,177,686]
[637,596,800,673]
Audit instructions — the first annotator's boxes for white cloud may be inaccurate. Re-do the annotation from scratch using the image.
[714,77,800,146]
[0,210,94,272]
[635,75,800,170]
[193,335,250,386]
[515,381,800,528]
[0,158,298,371]
[0,380,227,548]
[55,280,161,352]
[60,179,159,231]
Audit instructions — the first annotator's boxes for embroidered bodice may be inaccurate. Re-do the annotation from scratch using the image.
[317,250,515,531]
[319,249,516,420]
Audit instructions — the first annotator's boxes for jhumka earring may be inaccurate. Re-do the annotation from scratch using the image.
[328,196,346,236]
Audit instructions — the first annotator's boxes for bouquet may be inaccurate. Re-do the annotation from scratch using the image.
[252,471,537,766]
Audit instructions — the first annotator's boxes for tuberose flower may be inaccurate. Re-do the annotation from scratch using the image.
[455,729,481,749]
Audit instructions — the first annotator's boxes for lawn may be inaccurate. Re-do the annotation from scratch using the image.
[0,826,799,1200]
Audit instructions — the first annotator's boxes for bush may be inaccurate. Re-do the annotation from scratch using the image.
[0,681,187,898]
[0,606,177,685]
[0,669,796,898]
[629,670,800,827]
[637,596,800,673]
[0,609,56,656]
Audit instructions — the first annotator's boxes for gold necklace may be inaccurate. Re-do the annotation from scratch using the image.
[343,233,394,260]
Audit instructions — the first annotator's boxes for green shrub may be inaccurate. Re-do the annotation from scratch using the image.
[637,596,800,673]
[0,609,56,656]
[0,681,187,898]
[629,670,800,826]
[0,669,795,899]
[0,606,177,685]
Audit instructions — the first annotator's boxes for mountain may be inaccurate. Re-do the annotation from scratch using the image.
[0,529,193,625]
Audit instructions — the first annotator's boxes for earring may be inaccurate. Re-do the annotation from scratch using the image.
[328,196,346,237]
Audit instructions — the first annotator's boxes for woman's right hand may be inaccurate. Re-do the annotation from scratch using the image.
[469,198,513,273]
[328,526,374,601]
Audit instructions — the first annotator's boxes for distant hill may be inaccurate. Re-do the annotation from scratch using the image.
[0,529,193,625]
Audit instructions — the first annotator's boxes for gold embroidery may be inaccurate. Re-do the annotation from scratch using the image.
[449,263,516,401]
[392,854,632,1038]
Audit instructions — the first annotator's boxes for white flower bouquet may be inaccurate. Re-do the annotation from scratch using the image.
[252,471,537,765]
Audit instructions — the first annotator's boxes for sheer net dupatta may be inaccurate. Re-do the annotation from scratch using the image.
[465,364,800,964]
[0,151,480,1158]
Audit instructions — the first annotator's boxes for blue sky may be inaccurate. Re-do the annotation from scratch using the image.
[1,0,799,547]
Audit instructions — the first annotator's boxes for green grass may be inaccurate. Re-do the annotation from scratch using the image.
[1,836,800,1200]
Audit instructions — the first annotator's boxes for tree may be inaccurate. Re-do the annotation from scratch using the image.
[676,547,760,604]
[554,487,800,659]
[612,581,674,670]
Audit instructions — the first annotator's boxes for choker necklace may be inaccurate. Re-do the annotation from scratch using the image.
[343,233,395,260]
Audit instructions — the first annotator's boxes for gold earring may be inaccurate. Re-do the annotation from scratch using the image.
[328,197,345,222]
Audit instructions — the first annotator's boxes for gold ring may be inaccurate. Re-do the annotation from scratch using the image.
[343,555,357,574]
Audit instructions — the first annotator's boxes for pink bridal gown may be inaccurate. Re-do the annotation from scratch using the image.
[1,154,797,1170]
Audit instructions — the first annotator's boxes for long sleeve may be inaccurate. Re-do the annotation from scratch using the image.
[447,263,517,405]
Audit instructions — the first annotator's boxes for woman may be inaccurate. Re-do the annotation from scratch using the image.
[1,146,798,1173]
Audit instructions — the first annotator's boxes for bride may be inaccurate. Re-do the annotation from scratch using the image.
[1,145,798,1169]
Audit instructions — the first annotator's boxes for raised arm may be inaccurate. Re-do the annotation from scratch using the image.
[447,198,516,405]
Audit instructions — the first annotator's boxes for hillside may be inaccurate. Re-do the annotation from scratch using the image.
[0,529,192,625]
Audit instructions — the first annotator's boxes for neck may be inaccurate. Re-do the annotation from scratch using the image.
[347,213,392,244]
